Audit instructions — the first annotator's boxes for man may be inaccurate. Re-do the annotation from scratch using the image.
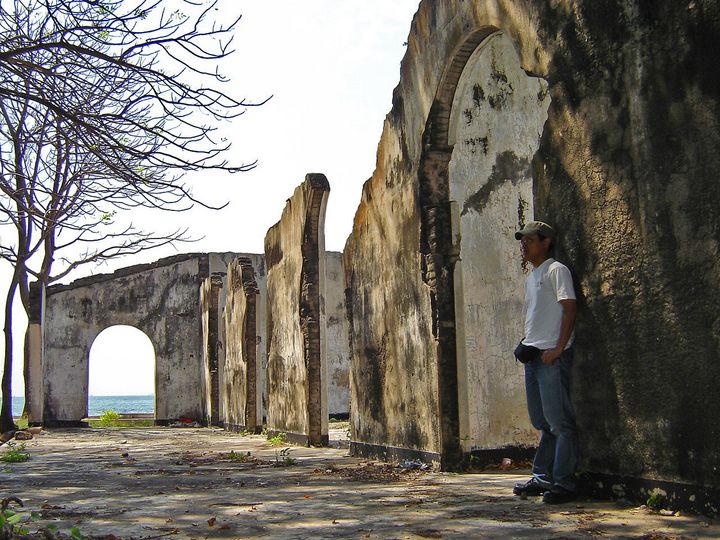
[513,221,579,504]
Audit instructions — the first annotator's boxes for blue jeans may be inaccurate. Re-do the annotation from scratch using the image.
[524,348,579,492]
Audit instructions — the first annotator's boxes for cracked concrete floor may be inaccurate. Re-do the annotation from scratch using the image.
[1,428,718,539]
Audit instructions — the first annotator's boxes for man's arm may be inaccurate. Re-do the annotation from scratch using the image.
[541,299,576,364]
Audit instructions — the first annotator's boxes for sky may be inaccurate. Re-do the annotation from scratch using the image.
[2,0,421,397]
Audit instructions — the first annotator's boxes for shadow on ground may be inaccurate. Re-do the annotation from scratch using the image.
[1,428,717,539]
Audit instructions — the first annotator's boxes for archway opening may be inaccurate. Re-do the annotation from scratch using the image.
[88,325,155,422]
[446,32,551,455]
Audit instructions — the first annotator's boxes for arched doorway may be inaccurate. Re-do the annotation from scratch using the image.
[418,27,551,464]
[447,32,550,453]
[88,325,156,420]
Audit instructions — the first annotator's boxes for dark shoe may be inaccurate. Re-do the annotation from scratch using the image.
[513,478,549,496]
[542,486,577,504]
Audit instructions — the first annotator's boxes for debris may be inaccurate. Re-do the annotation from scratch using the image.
[13,430,33,441]
[1,496,23,512]
[397,459,430,471]
[207,517,216,527]
[318,461,430,482]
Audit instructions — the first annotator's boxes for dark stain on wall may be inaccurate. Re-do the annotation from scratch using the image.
[461,151,530,216]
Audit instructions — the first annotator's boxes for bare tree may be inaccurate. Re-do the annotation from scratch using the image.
[0,0,265,432]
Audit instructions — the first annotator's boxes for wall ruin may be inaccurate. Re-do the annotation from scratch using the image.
[344,0,720,509]
[201,275,223,426]
[222,257,262,432]
[265,174,330,446]
[38,254,212,425]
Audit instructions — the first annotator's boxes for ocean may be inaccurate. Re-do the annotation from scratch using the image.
[11,395,154,417]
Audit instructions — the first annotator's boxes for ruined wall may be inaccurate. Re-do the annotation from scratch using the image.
[345,0,720,502]
[201,276,223,426]
[207,252,266,426]
[265,174,330,446]
[223,257,262,432]
[41,254,209,425]
[528,1,720,502]
[324,252,350,417]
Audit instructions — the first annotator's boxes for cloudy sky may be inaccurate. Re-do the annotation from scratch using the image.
[3,0,421,396]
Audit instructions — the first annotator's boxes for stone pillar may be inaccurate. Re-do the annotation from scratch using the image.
[27,282,45,426]
[223,257,261,433]
[325,252,351,418]
[201,275,223,427]
[265,174,330,446]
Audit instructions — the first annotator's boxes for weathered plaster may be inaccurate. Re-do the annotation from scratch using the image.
[448,32,548,452]
[265,174,330,446]
[201,275,223,426]
[41,254,209,425]
[324,252,350,417]
[222,257,262,432]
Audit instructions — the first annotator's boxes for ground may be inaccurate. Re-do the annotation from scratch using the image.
[1,428,718,539]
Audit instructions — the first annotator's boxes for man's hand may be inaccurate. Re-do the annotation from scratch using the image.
[542,347,563,364]
[543,299,576,364]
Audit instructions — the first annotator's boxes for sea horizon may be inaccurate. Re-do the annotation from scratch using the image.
[12,394,155,417]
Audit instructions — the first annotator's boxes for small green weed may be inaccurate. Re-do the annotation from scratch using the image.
[90,409,154,428]
[69,525,92,540]
[0,442,30,463]
[0,497,32,536]
[41,522,91,539]
[274,447,296,466]
[99,409,121,427]
[646,489,667,510]
[267,431,287,446]
[228,450,251,463]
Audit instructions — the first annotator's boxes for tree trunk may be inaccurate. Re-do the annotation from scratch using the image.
[1,275,19,433]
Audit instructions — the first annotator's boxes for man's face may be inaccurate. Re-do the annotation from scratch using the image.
[519,234,550,265]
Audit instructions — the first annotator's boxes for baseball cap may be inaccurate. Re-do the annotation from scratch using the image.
[515,221,555,240]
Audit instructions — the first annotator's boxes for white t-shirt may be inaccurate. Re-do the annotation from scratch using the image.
[523,258,576,350]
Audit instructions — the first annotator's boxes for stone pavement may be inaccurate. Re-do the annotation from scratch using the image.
[1,427,718,539]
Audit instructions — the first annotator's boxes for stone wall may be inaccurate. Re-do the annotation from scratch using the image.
[40,254,210,425]
[201,275,223,426]
[265,174,330,446]
[223,257,262,432]
[207,252,267,427]
[344,0,720,503]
